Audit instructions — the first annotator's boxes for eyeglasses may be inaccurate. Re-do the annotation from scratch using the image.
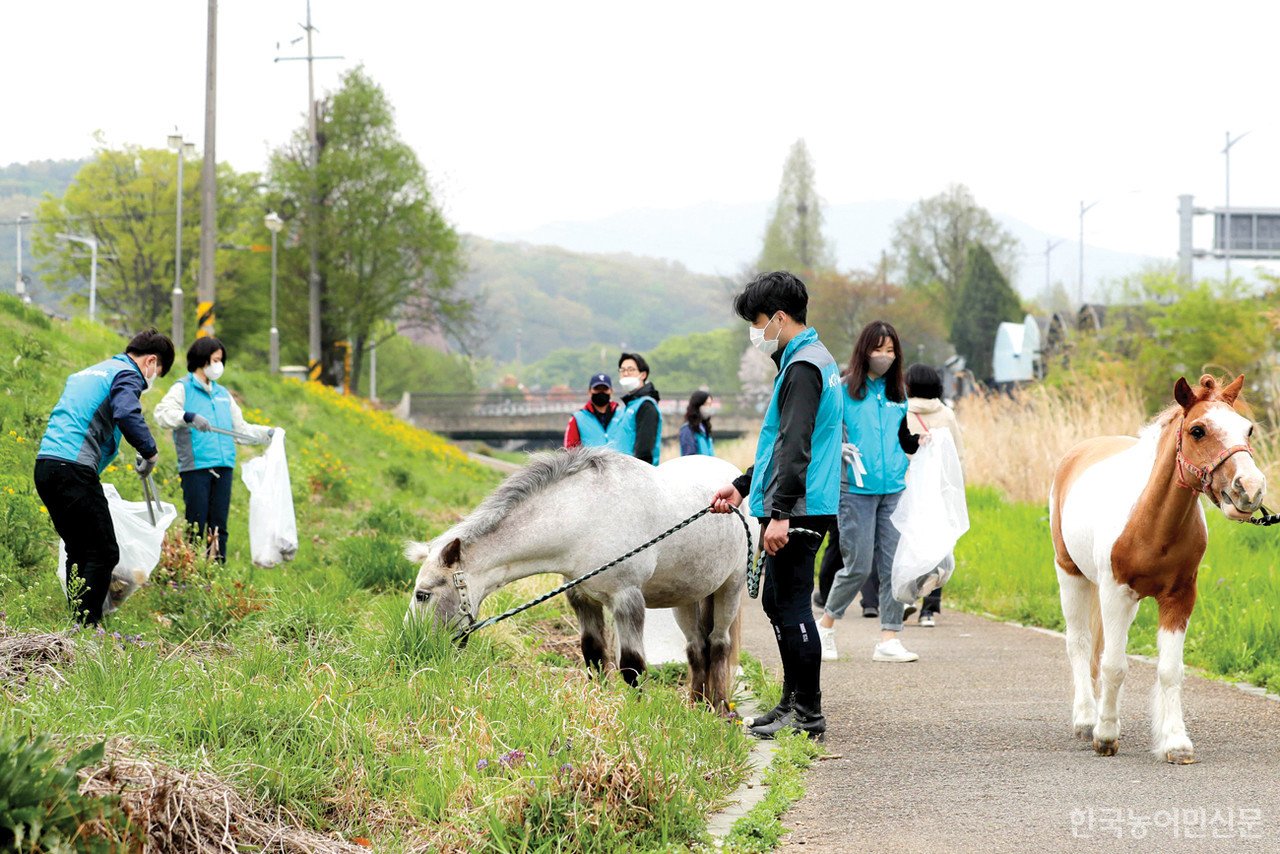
[618,365,640,376]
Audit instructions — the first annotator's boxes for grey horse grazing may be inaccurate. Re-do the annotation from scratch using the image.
[405,447,754,711]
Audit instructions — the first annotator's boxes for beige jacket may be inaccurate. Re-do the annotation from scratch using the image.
[905,397,963,461]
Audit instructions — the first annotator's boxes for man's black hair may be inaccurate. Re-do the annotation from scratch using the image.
[125,328,176,377]
[618,352,650,378]
[905,363,944,400]
[187,336,227,374]
[733,270,808,325]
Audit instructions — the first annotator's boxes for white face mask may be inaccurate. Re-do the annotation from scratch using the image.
[749,314,782,356]
[618,376,641,392]
[205,361,225,382]
[141,360,158,393]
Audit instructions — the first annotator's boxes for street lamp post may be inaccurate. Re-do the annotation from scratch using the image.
[1044,238,1064,296]
[168,133,197,350]
[1223,130,1250,284]
[1078,200,1099,307]
[264,211,284,374]
[55,233,98,324]
[14,213,30,304]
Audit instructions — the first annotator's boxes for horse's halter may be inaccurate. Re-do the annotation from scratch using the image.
[1174,414,1254,499]
[451,569,476,631]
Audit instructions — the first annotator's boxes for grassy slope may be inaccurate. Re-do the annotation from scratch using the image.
[0,296,750,851]
[950,486,1280,695]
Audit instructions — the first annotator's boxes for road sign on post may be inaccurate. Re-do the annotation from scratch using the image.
[1211,208,1280,258]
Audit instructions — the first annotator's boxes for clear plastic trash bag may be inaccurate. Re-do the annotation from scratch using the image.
[57,482,178,615]
[240,427,298,568]
[890,429,969,604]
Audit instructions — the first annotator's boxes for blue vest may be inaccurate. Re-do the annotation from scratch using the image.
[748,327,843,518]
[610,396,662,466]
[841,376,909,495]
[173,375,237,472]
[38,354,140,474]
[573,406,625,448]
[680,423,715,456]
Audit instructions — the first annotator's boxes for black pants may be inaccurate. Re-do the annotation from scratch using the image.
[181,467,233,562]
[815,519,841,605]
[34,458,118,625]
[760,515,831,699]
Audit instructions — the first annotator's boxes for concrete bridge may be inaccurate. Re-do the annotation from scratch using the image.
[401,391,761,448]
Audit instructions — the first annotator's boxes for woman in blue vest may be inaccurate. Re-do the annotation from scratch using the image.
[35,329,175,624]
[816,320,922,664]
[614,353,662,466]
[711,271,843,740]
[678,390,715,456]
[154,337,272,563]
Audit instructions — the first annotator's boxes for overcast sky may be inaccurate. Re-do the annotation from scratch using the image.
[4,0,1279,262]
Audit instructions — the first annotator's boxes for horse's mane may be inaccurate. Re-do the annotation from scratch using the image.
[455,446,617,542]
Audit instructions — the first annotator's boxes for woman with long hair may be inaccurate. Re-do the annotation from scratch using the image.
[815,320,922,663]
[678,390,715,456]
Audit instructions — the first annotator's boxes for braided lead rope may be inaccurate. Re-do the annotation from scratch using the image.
[455,503,754,644]
[745,525,827,599]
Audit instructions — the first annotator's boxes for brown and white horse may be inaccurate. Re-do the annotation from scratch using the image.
[1050,374,1265,764]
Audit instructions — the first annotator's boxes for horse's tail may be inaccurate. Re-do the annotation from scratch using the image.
[1088,584,1103,689]
[728,588,744,689]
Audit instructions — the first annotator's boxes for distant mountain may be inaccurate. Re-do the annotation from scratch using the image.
[0,159,88,309]
[458,236,736,364]
[497,199,1172,302]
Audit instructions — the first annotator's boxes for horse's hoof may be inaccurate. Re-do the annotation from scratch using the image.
[1073,723,1094,741]
[1165,748,1196,765]
[1093,738,1118,756]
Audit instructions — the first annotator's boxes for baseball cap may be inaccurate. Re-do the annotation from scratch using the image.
[589,373,612,389]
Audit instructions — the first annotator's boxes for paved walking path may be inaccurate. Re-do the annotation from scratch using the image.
[740,601,1280,853]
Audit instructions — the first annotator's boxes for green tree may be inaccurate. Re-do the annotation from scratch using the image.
[758,139,833,273]
[270,66,469,391]
[950,243,1023,382]
[31,141,258,333]
[890,184,1020,323]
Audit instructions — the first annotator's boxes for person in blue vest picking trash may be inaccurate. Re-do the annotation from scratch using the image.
[710,271,843,740]
[563,372,623,450]
[614,353,662,465]
[153,337,273,563]
[34,328,176,625]
[678,390,715,456]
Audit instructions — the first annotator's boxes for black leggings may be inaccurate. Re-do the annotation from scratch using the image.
[34,458,119,624]
[180,467,233,562]
[759,516,830,699]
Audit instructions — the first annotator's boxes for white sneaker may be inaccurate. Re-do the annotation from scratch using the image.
[872,638,919,662]
[818,625,838,661]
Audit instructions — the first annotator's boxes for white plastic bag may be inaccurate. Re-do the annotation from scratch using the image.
[57,482,178,615]
[240,427,298,568]
[890,429,969,604]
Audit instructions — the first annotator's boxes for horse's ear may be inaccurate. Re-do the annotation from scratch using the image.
[404,541,432,564]
[1222,374,1245,404]
[1174,377,1197,410]
[441,538,463,568]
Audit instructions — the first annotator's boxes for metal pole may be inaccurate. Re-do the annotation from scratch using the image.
[14,214,26,303]
[1044,238,1062,296]
[89,239,97,325]
[306,0,321,382]
[1222,131,1250,285]
[1078,200,1098,307]
[172,149,185,350]
[269,228,280,374]
[197,0,218,337]
[1178,195,1195,282]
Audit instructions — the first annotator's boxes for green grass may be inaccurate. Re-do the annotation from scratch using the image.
[0,295,752,851]
[950,485,1280,695]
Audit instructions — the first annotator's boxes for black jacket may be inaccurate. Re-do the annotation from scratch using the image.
[622,381,661,465]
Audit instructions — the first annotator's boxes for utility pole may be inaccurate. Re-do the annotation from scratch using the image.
[1078,200,1099,307]
[1044,238,1063,296]
[276,0,343,382]
[197,0,218,339]
[1223,130,1250,284]
[169,133,196,350]
[14,213,30,304]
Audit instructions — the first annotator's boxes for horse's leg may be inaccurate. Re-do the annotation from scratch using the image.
[1094,579,1140,756]
[673,603,708,704]
[1153,592,1196,764]
[612,588,648,688]
[567,588,608,675]
[705,582,742,714]
[1056,565,1100,740]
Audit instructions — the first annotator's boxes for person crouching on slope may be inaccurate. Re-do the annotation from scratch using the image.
[710,271,843,740]
[34,328,175,625]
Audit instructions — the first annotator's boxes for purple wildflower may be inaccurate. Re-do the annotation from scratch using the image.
[558,763,572,775]
[476,759,489,771]
[499,749,526,768]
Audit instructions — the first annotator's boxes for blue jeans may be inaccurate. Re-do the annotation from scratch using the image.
[823,491,905,631]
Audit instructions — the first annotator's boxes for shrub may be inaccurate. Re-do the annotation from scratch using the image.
[337,534,413,591]
[0,736,128,852]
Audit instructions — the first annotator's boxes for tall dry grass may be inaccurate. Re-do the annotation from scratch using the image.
[957,380,1280,505]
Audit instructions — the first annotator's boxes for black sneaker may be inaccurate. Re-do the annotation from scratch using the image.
[811,590,826,610]
[862,606,879,618]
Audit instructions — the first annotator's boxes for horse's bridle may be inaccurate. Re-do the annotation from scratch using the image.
[1174,417,1253,498]
[451,569,476,632]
